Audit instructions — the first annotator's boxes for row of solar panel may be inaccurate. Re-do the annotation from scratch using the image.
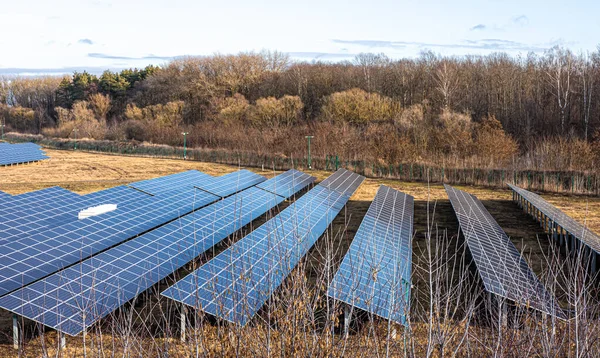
[0,142,48,166]
[0,168,589,336]
[0,169,317,335]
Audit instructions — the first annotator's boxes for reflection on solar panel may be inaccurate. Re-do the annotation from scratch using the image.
[0,170,313,335]
[0,142,48,166]
[328,186,413,326]
[0,186,149,243]
[445,184,565,318]
[508,184,600,254]
[161,169,364,326]
[0,170,265,296]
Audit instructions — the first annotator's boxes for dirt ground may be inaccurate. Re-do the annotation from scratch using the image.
[1,148,600,355]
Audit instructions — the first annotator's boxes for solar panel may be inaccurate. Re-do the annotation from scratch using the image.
[444,184,565,318]
[327,185,414,326]
[0,142,48,166]
[128,170,214,196]
[508,184,600,254]
[0,190,11,201]
[0,186,149,243]
[0,170,265,297]
[195,170,266,197]
[255,169,315,198]
[0,170,314,335]
[161,169,364,326]
[0,187,80,215]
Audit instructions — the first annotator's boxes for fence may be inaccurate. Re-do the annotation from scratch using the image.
[6,133,600,196]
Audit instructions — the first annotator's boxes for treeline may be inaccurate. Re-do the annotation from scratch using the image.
[1,47,600,171]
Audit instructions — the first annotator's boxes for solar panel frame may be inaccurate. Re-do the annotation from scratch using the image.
[508,184,600,254]
[0,170,312,335]
[327,185,414,326]
[445,184,565,319]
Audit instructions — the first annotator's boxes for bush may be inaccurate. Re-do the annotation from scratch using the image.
[474,115,518,167]
[211,94,249,125]
[248,95,303,127]
[320,88,401,125]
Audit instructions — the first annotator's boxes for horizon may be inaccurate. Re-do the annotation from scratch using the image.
[2,0,599,76]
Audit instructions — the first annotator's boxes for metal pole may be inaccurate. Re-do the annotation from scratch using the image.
[182,132,189,159]
[181,304,187,342]
[12,314,18,350]
[59,332,66,349]
[344,305,351,338]
[73,128,78,150]
[305,135,314,169]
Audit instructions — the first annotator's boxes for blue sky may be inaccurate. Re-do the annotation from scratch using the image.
[1,0,598,74]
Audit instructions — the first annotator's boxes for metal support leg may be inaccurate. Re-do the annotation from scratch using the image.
[12,314,18,350]
[344,305,351,338]
[181,304,187,342]
[59,332,66,349]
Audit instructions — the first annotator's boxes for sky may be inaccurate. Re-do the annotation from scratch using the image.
[1,0,598,75]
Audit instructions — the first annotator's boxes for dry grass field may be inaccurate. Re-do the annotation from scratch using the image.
[1,149,600,356]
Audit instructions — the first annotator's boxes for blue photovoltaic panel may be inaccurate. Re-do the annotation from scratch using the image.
[195,170,266,197]
[128,170,214,196]
[161,169,364,326]
[0,186,150,243]
[0,169,311,335]
[327,186,414,326]
[0,169,264,297]
[0,187,80,215]
[508,184,600,254]
[256,169,315,198]
[0,142,48,166]
[445,184,565,319]
[0,190,11,201]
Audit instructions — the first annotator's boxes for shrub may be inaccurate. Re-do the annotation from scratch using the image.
[248,95,303,127]
[320,88,401,125]
[474,115,519,167]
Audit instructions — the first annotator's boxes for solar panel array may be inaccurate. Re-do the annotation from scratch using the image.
[0,142,48,166]
[0,170,266,297]
[445,184,565,318]
[0,170,314,335]
[327,185,414,326]
[508,184,600,254]
[161,168,364,326]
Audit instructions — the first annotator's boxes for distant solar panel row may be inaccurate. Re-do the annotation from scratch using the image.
[328,185,414,326]
[445,184,565,319]
[0,169,314,335]
[0,170,266,297]
[0,142,48,166]
[161,169,364,326]
[508,184,600,254]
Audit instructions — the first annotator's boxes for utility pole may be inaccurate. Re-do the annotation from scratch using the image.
[182,132,189,159]
[305,135,314,169]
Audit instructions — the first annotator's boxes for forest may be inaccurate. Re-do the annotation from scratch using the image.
[1,46,599,171]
